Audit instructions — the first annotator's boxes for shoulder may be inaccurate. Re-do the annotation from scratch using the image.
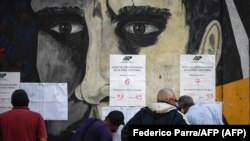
[168,109,189,124]
[188,105,209,114]
[74,118,102,133]
[81,118,102,128]
[23,110,45,121]
[0,110,11,117]
[29,110,44,117]
[90,119,112,134]
[148,103,176,114]
[91,118,103,126]
[0,111,10,121]
[140,107,150,113]
[169,109,184,117]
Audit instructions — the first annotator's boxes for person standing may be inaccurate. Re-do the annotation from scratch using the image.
[71,110,125,141]
[0,89,47,141]
[177,95,224,125]
[121,88,189,141]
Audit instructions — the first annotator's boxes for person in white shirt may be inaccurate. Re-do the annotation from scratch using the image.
[177,95,224,125]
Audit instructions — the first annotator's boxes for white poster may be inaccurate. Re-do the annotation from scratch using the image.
[110,55,146,106]
[20,83,68,120]
[180,55,216,103]
[0,72,20,113]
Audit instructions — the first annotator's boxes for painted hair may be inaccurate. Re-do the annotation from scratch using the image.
[183,0,222,54]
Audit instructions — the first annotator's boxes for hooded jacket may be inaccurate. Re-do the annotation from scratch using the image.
[121,102,189,141]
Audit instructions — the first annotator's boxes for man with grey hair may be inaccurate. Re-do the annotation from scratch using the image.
[121,88,189,141]
[157,88,178,106]
[178,95,224,125]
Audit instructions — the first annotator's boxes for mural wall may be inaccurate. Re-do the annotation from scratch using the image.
[0,0,249,140]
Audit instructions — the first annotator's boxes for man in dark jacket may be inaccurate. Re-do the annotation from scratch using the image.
[70,110,125,141]
[121,88,189,141]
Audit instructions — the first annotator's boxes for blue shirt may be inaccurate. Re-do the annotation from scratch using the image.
[71,118,112,141]
[185,104,224,125]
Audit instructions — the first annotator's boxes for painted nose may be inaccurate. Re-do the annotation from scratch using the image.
[78,76,109,104]
[74,7,122,104]
[75,36,122,104]
[75,39,110,104]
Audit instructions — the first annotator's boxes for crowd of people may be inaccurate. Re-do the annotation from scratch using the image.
[0,88,223,141]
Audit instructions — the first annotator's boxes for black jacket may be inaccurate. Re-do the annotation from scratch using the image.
[121,102,189,141]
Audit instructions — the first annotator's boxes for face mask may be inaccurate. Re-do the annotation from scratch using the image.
[180,108,185,114]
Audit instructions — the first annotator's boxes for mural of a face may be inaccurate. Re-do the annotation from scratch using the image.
[1,1,249,139]
[32,0,223,112]
[31,0,223,139]
[76,0,188,106]
[74,0,222,111]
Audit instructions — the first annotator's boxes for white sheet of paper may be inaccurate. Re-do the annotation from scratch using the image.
[20,83,68,120]
[44,101,67,120]
[110,55,146,106]
[0,72,20,113]
[180,55,216,103]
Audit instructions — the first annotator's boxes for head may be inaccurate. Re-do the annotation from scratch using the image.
[104,110,125,133]
[76,0,222,110]
[11,89,29,107]
[177,95,195,114]
[157,88,177,106]
[31,0,222,113]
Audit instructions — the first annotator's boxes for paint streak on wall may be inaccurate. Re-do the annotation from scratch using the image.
[216,78,250,124]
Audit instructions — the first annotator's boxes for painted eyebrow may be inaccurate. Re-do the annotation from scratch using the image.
[36,7,84,17]
[113,6,171,22]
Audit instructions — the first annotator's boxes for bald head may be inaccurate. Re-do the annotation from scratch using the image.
[157,88,177,106]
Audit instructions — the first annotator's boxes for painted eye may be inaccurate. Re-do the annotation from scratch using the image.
[51,22,83,34]
[124,23,159,35]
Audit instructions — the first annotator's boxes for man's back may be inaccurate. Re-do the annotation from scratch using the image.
[121,102,189,141]
[138,103,188,125]
[0,107,47,141]
[71,118,112,141]
[186,104,224,125]
[71,110,124,141]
